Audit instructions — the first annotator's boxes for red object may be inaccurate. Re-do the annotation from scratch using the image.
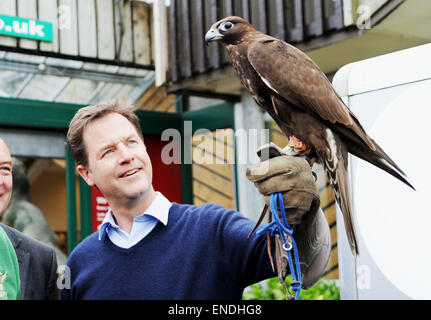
[144,135,183,203]
[91,135,183,232]
[91,187,109,232]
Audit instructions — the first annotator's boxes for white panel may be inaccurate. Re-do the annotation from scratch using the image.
[153,0,167,86]
[333,43,431,96]
[0,0,17,47]
[350,81,431,299]
[17,0,38,50]
[132,1,151,65]
[114,0,134,62]
[77,0,97,58]
[342,0,354,26]
[332,40,431,300]
[59,0,78,56]
[39,0,60,53]
[96,0,115,60]
[234,92,267,221]
[150,6,154,65]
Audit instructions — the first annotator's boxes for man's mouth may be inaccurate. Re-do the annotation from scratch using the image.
[120,168,140,178]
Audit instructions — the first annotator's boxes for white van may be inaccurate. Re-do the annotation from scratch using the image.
[332,42,431,300]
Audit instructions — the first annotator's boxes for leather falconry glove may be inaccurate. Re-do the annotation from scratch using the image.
[246,143,331,289]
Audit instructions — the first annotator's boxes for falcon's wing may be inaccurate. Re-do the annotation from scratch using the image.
[247,37,376,151]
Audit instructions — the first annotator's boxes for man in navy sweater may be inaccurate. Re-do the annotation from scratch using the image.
[61,100,330,300]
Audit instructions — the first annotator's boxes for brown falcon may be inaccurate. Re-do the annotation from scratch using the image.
[205,16,414,256]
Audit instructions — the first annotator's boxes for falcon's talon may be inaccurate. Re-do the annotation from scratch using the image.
[284,146,300,156]
[287,135,309,153]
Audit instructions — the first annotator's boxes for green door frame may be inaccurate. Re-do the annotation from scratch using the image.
[0,96,234,253]
[0,97,85,253]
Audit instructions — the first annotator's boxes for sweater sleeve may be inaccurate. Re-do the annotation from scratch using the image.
[204,203,277,288]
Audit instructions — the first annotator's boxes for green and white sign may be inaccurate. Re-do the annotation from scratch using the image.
[0,15,53,42]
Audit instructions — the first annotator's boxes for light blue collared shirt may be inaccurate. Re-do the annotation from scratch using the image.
[98,192,172,248]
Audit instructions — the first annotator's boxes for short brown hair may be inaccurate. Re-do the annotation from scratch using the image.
[67,99,143,167]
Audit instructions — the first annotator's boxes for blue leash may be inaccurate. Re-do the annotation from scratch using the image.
[256,192,302,300]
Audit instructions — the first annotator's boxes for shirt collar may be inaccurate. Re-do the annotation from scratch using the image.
[136,191,170,226]
[98,191,171,240]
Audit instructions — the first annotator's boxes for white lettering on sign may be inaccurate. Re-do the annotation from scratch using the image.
[96,197,108,204]
[13,21,28,34]
[29,20,45,37]
[0,14,51,41]
[10,20,45,36]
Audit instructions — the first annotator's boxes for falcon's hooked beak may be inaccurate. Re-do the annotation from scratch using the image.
[205,28,223,44]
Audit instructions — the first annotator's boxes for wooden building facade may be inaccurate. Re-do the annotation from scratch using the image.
[0,0,154,68]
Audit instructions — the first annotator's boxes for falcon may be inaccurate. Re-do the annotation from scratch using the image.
[205,16,414,256]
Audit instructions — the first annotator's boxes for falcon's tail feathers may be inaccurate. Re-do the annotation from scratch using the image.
[320,134,359,257]
[329,155,359,257]
[349,139,415,191]
[322,129,359,256]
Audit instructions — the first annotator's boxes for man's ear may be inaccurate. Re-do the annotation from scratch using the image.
[77,165,94,187]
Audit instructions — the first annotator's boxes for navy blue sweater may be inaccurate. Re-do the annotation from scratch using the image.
[61,202,275,300]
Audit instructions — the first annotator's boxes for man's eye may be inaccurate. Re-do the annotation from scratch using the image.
[0,166,11,173]
[103,149,113,157]
[129,140,137,145]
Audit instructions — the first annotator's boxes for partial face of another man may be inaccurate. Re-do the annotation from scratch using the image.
[0,139,13,216]
[77,112,154,207]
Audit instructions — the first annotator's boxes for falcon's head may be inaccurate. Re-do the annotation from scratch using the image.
[205,16,254,46]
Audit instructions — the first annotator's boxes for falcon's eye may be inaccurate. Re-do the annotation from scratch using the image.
[220,21,234,32]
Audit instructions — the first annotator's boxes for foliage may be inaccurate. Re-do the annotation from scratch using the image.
[242,276,340,300]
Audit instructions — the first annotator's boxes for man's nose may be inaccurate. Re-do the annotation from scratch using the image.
[118,145,134,163]
[0,175,6,189]
[0,172,5,184]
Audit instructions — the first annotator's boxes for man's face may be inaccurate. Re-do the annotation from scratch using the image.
[77,113,154,206]
[0,140,13,216]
